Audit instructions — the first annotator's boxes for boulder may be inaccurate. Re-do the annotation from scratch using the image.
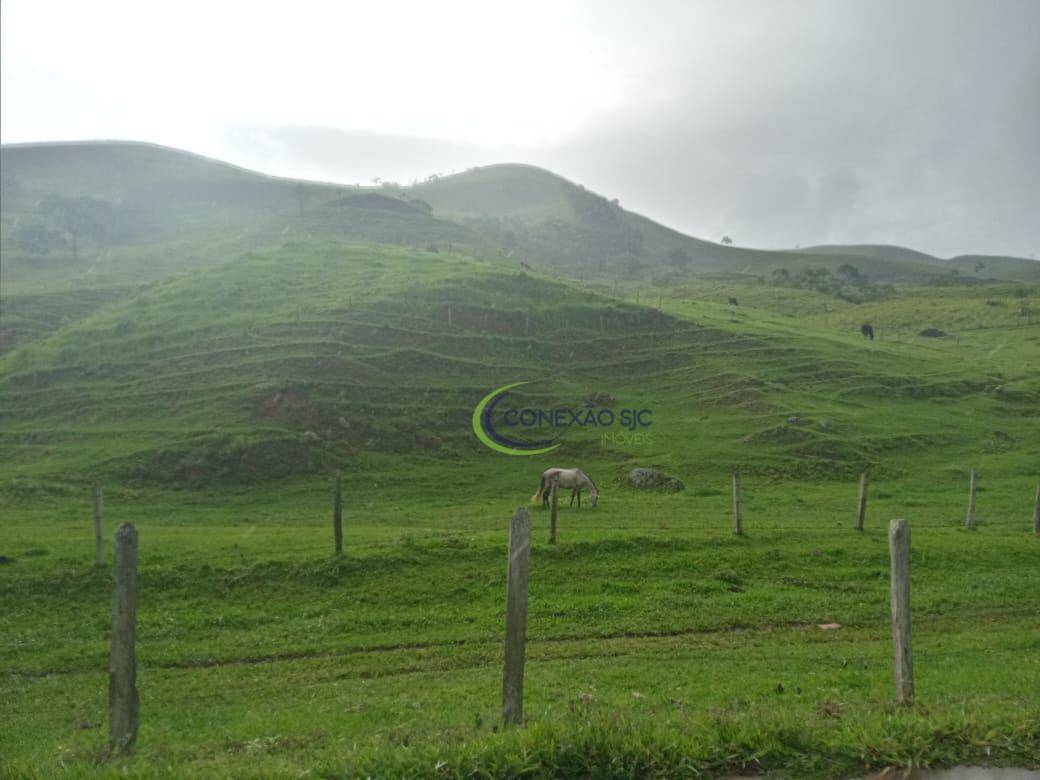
[627,467,685,492]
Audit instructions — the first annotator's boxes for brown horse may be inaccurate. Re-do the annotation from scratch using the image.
[531,467,599,508]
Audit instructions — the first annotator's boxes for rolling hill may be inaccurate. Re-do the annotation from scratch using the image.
[2,140,1039,488]
[4,142,1036,297]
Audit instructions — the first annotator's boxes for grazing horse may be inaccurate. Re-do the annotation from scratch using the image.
[860,323,875,341]
[531,467,599,508]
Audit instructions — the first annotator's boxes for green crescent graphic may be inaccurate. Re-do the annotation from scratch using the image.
[472,381,561,456]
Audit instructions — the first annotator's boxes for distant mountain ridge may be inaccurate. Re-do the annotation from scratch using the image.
[2,140,1037,287]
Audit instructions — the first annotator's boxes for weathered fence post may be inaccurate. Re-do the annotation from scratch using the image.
[333,476,343,555]
[503,507,532,726]
[888,518,914,705]
[109,523,139,753]
[855,472,869,531]
[92,483,105,566]
[1033,484,1039,536]
[732,472,743,535]
[549,481,558,545]
[966,468,977,529]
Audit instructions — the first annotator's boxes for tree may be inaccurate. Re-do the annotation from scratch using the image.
[974,260,987,274]
[39,194,112,260]
[836,263,861,280]
[12,222,64,254]
[721,236,733,245]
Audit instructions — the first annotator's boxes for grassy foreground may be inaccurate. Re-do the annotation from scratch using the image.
[2,472,1038,777]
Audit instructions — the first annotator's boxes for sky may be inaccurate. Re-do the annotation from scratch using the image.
[2,0,1038,258]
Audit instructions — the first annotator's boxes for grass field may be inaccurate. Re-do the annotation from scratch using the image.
[1,144,1039,778]
[3,472,1039,777]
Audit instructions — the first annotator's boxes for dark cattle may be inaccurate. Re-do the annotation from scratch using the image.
[728,297,739,306]
[860,323,875,340]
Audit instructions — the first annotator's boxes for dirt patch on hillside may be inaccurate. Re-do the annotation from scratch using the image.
[120,436,322,487]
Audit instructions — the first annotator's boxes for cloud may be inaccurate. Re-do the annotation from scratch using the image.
[218,126,509,185]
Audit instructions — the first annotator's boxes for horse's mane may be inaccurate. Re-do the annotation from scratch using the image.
[582,469,598,492]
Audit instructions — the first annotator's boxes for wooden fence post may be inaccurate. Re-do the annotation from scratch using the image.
[888,518,914,705]
[503,507,532,726]
[732,472,743,535]
[856,472,869,531]
[92,483,105,566]
[549,481,558,545]
[109,523,139,753]
[966,468,977,529]
[1033,484,1039,536]
[333,476,343,555]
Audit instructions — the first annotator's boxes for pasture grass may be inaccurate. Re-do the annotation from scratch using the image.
[2,474,1038,777]
[2,241,1039,777]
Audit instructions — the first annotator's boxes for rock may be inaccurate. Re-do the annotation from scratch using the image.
[302,431,320,442]
[627,468,685,492]
[787,415,803,424]
[919,327,947,338]
[662,476,685,492]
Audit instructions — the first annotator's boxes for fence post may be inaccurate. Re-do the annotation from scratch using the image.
[966,468,977,529]
[333,476,343,555]
[92,483,105,566]
[1033,484,1039,536]
[856,472,869,531]
[549,481,558,545]
[502,507,532,726]
[732,472,743,535]
[888,518,914,705]
[109,523,139,753]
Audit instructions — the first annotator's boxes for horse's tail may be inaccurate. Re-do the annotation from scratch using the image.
[531,475,545,505]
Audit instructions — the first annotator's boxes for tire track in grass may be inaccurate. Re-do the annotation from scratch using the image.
[8,610,1035,679]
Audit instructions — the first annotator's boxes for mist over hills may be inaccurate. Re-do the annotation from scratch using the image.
[3,141,1036,299]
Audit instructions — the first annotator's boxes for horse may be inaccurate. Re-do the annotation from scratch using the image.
[860,323,875,341]
[531,467,599,508]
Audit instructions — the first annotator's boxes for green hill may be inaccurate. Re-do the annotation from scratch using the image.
[799,243,941,265]
[2,141,1038,488]
[413,164,1040,283]
[5,143,1036,310]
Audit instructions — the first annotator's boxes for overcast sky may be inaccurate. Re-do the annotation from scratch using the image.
[2,0,1037,258]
